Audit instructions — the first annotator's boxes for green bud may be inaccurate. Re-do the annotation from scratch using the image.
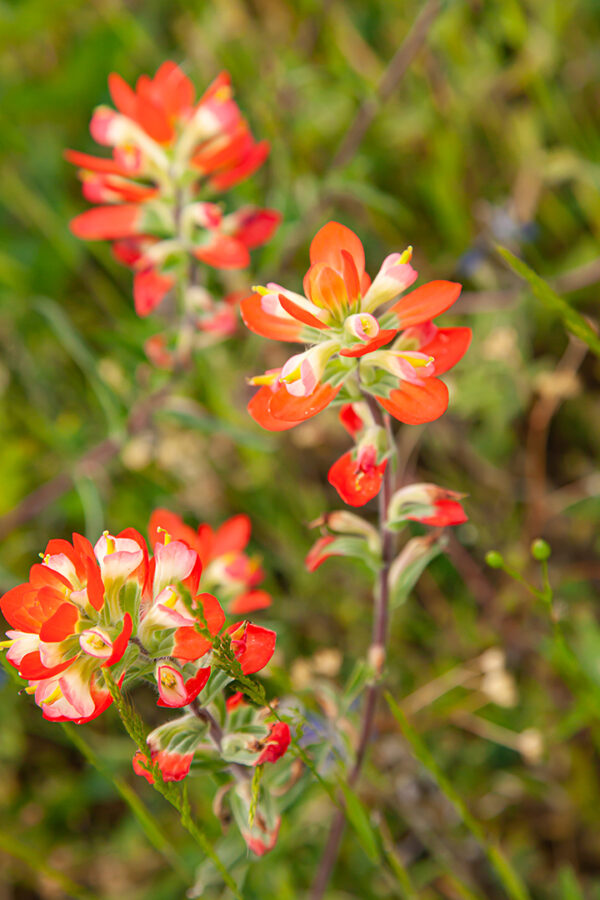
[531,539,551,561]
[485,551,504,569]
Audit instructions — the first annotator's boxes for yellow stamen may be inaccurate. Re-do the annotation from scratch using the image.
[248,372,278,386]
[359,316,377,336]
[103,530,116,554]
[157,526,172,545]
[398,353,434,369]
[215,85,232,102]
[251,285,268,296]
[0,640,15,649]
[280,364,302,384]
[24,684,38,695]
[163,588,178,609]
[398,246,413,265]
[87,634,108,651]
[41,685,63,705]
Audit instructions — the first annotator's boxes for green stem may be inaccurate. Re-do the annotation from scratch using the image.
[104,669,244,900]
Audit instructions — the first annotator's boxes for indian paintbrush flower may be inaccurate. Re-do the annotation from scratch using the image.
[243,222,471,430]
[66,63,280,346]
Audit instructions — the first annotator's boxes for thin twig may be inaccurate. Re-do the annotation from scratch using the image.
[524,336,588,539]
[331,0,441,171]
[276,0,442,275]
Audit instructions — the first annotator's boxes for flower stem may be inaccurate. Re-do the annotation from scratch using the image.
[189,698,251,783]
[310,394,396,900]
[104,670,244,900]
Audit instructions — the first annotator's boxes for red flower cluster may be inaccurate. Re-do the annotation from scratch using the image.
[67,63,280,324]
[243,221,470,430]
[0,524,275,727]
[148,510,271,614]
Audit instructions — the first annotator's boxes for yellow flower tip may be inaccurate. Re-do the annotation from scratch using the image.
[163,588,178,609]
[248,372,278,387]
[359,315,378,337]
[398,352,434,369]
[41,685,63,705]
[280,364,302,384]
[24,684,38,695]
[157,526,172,545]
[215,85,232,102]
[89,633,108,651]
[251,285,268,296]
[103,530,116,555]
[398,246,413,265]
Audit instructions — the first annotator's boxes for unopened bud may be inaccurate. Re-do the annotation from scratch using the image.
[310,511,381,554]
[478,648,505,672]
[531,539,551,561]
[485,551,504,569]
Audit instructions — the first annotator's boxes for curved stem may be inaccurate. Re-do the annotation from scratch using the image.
[310,395,396,900]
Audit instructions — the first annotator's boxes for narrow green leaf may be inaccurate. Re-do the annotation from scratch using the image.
[339,781,381,863]
[34,296,123,433]
[385,692,531,900]
[389,535,446,609]
[496,246,600,357]
[557,866,585,900]
[61,724,189,880]
[0,828,98,900]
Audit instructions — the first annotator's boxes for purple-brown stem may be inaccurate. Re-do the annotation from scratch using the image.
[189,698,251,783]
[310,395,396,900]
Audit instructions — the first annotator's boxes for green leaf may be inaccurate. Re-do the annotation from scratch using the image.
[322,536,381,572]
[496,246,600,357]
[389,535,446,609]
[557,866,585,900]
[385,692,531,900]
[339,782,381,863]
[157,408,273,452]
[34,296,123,433]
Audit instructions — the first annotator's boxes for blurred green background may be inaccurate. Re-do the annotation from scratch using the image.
[0,0,599,897]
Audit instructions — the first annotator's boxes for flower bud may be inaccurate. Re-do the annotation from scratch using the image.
[485,551,505,569]
[531,539,551,561]
[344,313,380,342]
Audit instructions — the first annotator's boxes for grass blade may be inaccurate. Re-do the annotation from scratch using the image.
[61,723,190,881]
[496,245,600,357]
[385,692,531,900]
[0,828,98,900]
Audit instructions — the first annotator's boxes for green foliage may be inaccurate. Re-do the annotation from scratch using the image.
[0,0,598,897]
[497,246,600,358]
[386,692,531,900]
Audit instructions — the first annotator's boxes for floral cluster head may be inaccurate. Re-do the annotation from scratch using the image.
[1,517,292,853]
[0,523,275,724]
[148,509,271,615]
[66,63,280,340]
[243,221,471,431]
